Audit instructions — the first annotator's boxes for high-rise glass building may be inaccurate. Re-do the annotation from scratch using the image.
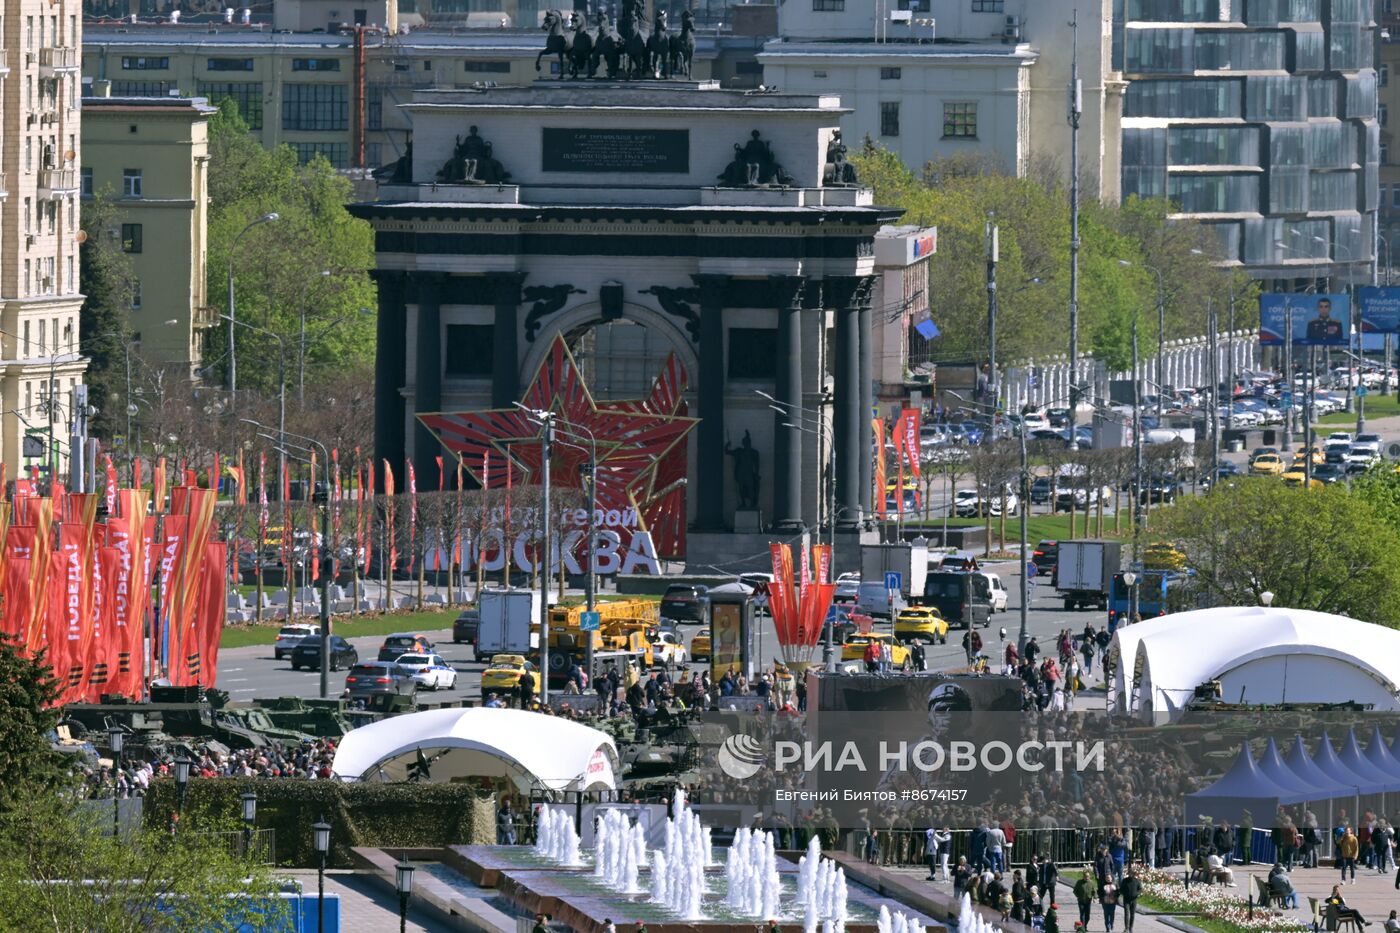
[1118,0,1378,284]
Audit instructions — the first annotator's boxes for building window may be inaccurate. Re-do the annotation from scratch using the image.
[290,142,349,168]
[282,84,348,131]
[1393,186,1400,209]
[728,328,778,379]
[197,82,263,130]
[122,169,142,197]
[943,101,978,138]
[130,279,141,309]
[1383,64,1391,87]
[880,67,902,80]
[422,60,433,71]
[121,223,142,253]
[464,60,511,73]
[444,324,495,376]
[1382,103,1390,127]
[22,322,29,356]
[110,80,175,96]
[292,58,340,71]
[812,0,845,8]
[207,57,254,72]
[121,56,168,70]
[880,101,901,136]
[812,70,828,78]
[1383,142,1391,164]
[972,0,1005,9]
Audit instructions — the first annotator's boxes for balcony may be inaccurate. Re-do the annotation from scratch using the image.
[193,305,218,329]
[38,47,78,77]
[37,169,78,199]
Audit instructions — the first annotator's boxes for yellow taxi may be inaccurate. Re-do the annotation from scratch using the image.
[480,654,538,696]
[1281,468,1323,489]
[1248,453,1285,476]
[1292,446,1325,467]
[689,628,711,662]
[894,606,948,644]
[841,632,911,670]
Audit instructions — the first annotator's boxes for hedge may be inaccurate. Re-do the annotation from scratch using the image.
[144,778,496,869]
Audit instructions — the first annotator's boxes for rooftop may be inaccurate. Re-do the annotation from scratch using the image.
[405,80,847,113]
[82,94,220,114]
[761,38,1037,60]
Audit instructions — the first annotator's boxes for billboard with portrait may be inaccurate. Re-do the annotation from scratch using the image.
[1258,293,1350,346]
[1359,286,1400,335]
[709,600,747,682]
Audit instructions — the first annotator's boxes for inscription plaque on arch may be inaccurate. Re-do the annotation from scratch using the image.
[541,127,690,173]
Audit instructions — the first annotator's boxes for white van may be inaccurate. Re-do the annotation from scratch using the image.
[979,572,1009,613]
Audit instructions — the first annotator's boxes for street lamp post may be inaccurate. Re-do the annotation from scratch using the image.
[547,418,600,683]
[250,422,335,698]
[778,413,838,670]
[986,217,999,419]
[1149,265,1167,423]
[1260,590,1275,607]
[226,212,280,409]
[173,756,191,832]
[240,791,258,859]
[395,859,417,933]
[1122,571,1139,628]
[514,404,554,703]
[313,819,331,933]
[108,727,124,838]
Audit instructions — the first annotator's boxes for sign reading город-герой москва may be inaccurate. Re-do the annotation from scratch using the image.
[541,128,690,173]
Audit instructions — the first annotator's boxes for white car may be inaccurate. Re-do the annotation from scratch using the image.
[834,575,860,603]
[649,630,689,667]
[274,623,320,660]
[1345,445,1380,468]
[979,572,1009,612]
[394,653,458,690]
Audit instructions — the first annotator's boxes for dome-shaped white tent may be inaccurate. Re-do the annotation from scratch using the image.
[331,707,620,792]
[1108,606,1400,720]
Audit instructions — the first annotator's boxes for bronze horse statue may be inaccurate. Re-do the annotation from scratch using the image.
[565,12,594,79]
[591,12,624,78]
[535,9,571,74]
[646,10,672,78]
[669,10,695,78]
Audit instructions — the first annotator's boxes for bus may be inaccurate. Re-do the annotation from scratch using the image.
[1107,570,1194,631]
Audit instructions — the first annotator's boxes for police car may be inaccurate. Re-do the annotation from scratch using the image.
[393,653,458,691]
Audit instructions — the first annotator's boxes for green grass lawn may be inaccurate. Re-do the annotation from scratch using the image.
[1313,390,1400,425]
[220,607,461,649]
[890,509,1138,547]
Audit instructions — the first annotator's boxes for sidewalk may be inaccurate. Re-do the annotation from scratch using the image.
[283,870,461,933]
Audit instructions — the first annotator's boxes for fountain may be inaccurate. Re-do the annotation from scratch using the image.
[954,893,1002,933]
[877,905,930,933]
[795,836,850,930]
[652,787,708,919]
[723,825,782,919]
[532,804,582,867]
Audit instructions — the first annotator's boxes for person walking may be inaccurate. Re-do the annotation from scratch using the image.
[1073,872,1097,930]
[1100,880,1118,933]
[1120,869,1141,932]
[1339,826,1360,883]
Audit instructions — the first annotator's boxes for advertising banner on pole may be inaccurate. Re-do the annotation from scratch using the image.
[1259,293,1350,346]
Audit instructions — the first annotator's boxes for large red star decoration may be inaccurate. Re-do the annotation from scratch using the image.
[418,335,697,557]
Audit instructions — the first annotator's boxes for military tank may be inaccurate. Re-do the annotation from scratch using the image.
[61,686,317,754]
[250,696,355,738]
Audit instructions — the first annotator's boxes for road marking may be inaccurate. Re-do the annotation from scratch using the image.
[226,667,243,672]
[226,678,249,683]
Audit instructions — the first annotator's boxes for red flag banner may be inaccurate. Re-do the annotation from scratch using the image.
[155,514,187,679]
[91,545,122,699]
[43,547,70,699]
[873,418,888,520]
[2,556,30,651]
[407,461,418,573]
[54,524,85,700]
[105,456,118,516]
[193,541,227,688]
[383,461,397,576]
[168,489,216,686]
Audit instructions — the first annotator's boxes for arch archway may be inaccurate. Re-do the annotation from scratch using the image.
[519,299,701,389]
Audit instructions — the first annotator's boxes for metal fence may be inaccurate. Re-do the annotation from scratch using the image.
[853,825,1283,870]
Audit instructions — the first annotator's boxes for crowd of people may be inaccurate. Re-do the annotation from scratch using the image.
[80,738,341,801]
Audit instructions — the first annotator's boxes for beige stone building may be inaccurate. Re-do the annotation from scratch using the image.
[1,0,86,479]
[81,91,214,370]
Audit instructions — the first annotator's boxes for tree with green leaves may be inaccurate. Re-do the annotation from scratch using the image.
[205,101,376,402]
[1156,478,1400,624]
[0,787,288,932]
[78,194,138,441]
[0,634,69,811]
[851,144,1256,376]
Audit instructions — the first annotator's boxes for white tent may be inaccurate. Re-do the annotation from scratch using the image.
[1109,606,1400,720]
[331,707,620,792]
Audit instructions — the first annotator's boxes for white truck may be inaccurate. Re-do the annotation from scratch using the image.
[477,588,541,656]
[860,542,929,603]
[1054,540,1123,612]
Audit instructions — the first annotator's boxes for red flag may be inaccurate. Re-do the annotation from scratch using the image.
[257,453,268,575]
[53,524,85,700]
[104,491,150,699]
[105,456,118,516]
[169,490,215,686]
[331,450,342,578]
[383,461,397,576]
[210,455,220,494]
[436,456,444,492]
[407,461,418,574]
[364,458,375,574]
[1,555,31,650]
[154,458,167,512]
[873,419,888,520]
[132,458,142,490]
[193,541,227,688]
[92,546,123,698]
[44,546,71,700]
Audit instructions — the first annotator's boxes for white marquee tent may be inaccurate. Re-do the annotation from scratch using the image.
[1107,606,1400,720]
[331,707,620,792]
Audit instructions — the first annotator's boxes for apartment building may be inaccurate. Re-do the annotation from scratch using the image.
[758,0,1123,202]
[81,91,213,371]
[1119,0,1379,282]
[2,0,86,477]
